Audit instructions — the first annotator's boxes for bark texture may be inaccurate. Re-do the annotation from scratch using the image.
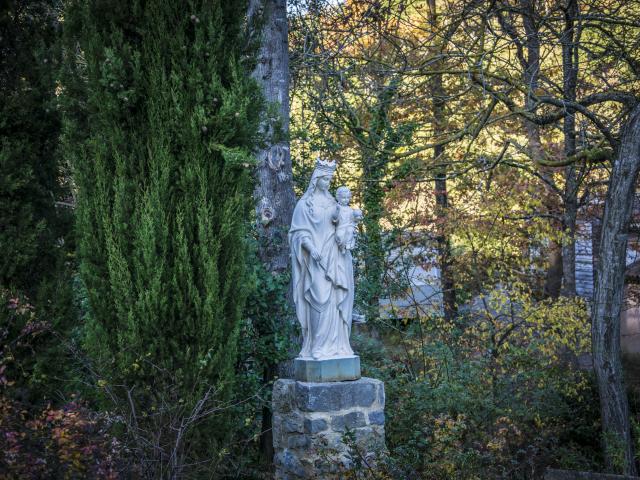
[521,0,564,298]
[429,0,457,321]
[250,0,296,273]
[249,0,297,464]
[544,239,564,297]
[561,0,579,296]
[592,104,640,476]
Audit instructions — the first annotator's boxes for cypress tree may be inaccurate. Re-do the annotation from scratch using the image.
[62,0,262,471]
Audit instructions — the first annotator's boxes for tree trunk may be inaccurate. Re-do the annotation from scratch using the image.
[560,0,579,296]
[562,180,578,296]
[521,0,542,161]
[520,0,566,299]
[434,148,456,321]
[249,0,297,465]
[592,104,640,476]
[544,239,564,297]
[250,0,296,273]
[432,80,456,321]
[428,0,457,321]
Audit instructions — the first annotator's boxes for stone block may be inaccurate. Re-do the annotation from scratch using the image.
[294,356,361,382]
[273,379,296,413]
[295,377,379,412]
[287,434,310,449]
[331,411,366,431]
[304,417,328,433]
[275,450,306,478]
[320,432,345,450]
[282,412,303,433]
[272,417,284,450]
[368,410,385,425]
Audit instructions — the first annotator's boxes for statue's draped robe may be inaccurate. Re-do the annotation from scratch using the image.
[289,194,354,359]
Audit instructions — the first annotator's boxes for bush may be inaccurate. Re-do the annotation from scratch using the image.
[0,291,120,479]
[355,287,602,479]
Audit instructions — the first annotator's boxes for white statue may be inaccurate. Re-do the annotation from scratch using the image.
[289,159,357,360]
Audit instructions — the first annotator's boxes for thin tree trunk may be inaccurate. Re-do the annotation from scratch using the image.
[432,84,456,321]
[519,0,565,298]
[249,0,296,465]
[428,0,457,321]
[561,0,579,296]
[521,0,541,160]
[592,104,640,476]
[544,239,564,297]
[434,149,456,321]
[562,182,578,296]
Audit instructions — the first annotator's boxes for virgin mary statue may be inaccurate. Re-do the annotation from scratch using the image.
[289,159,355,360]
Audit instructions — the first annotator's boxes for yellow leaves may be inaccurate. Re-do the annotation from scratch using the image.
[534,413,544,429]
[484,416,524,455]
[454,285,590,384]
[486,438,504,452]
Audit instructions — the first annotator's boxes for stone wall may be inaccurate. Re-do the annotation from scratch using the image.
[272,377,386,479]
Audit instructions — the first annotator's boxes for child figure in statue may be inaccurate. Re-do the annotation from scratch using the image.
[333,186,363,254]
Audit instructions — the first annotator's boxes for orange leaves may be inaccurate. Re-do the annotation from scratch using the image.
[0,397,121,479]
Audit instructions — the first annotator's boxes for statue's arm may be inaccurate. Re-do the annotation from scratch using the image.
[332,206,340,224]
[301,237,322,262]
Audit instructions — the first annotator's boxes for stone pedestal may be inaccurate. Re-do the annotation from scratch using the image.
[272,377,386,479]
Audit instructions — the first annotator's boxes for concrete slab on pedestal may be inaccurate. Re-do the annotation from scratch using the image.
[294,355,361,382]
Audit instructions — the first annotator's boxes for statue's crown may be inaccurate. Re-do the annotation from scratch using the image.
[315,157,337,174]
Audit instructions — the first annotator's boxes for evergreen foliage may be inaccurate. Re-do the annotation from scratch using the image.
[0,1,76,401]
[0,1,67,292]
[61,0,262,468]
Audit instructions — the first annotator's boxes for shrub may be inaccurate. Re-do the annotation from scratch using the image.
[355,287,602,479]
[0,292,121,479]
